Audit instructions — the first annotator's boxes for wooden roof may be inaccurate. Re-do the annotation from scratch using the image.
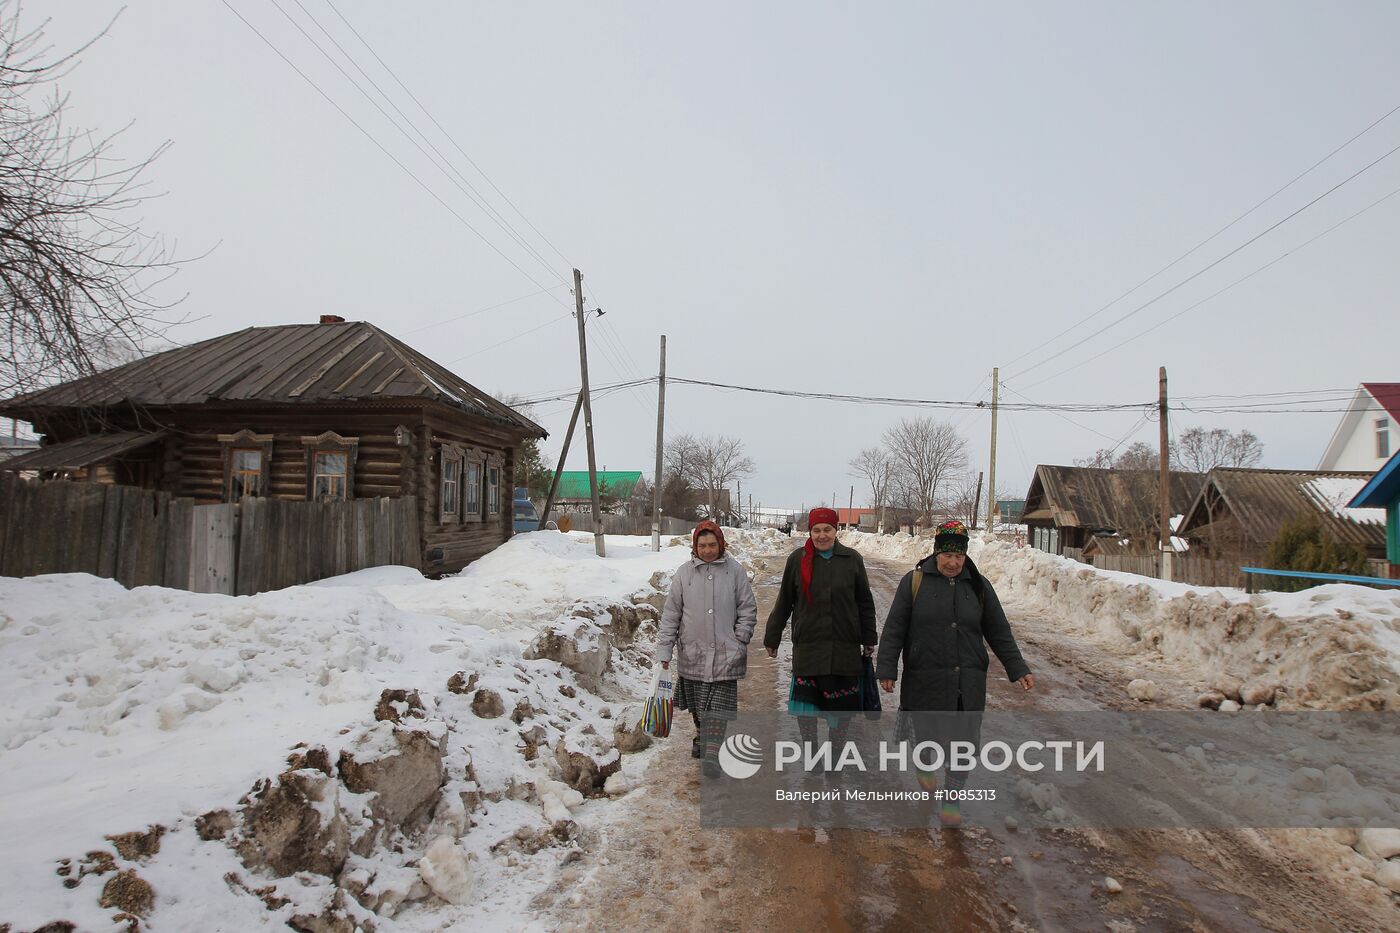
[0,430,164,472]
[1021,465,1203,531]
[1178,467,1386,550]
[0,321,545,437]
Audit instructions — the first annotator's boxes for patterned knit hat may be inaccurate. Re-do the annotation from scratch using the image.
[933,519,969,554]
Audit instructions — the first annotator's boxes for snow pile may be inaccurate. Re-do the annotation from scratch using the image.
[0,532,690,932]
[839,530,1400,710]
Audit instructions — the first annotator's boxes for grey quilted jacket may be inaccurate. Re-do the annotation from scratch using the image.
[655,554,758,682]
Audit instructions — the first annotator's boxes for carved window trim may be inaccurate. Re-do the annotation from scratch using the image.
[440,442,464,524]
[218,430,274,502]
[301,431,358,501]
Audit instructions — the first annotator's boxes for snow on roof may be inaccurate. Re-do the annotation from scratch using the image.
[1301,475,1387,526]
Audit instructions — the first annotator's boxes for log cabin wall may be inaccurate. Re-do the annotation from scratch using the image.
[418,405,523,575]
[22,399,532,575]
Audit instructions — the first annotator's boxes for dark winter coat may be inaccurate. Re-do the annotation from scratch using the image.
[875,555,1030,712]
[763,541,878,677]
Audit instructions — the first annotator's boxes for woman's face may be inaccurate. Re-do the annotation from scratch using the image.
[695,532,721,562]
[810,523,837,550]
[935,552,966,578]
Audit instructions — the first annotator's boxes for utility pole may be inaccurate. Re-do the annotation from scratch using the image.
[651,336,666,551]
[538,391,583,530]
[737,479,743,527]
[574,269,605,557]
[986,367,999,531]
[848,485,854,528]
[1158,366,1171,581]
[972,471,984,531]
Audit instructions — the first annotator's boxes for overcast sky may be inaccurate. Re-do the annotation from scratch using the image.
[30,2,1400,511]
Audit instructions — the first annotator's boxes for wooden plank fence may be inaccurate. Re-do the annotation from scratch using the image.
[0,474,420,595]
[1087,551,1245,588]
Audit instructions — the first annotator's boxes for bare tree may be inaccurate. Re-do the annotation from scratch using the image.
[1,3,184,398]
[1074,448,1116,469]
[882,417,968,525]
[848,446,892,532]
[936,471,983,529]
[1113,441,1157,472]
[666,433,754,521]
[1173,427,1263,474]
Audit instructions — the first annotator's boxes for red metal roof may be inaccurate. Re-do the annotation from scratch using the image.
[1362,383,1400,420]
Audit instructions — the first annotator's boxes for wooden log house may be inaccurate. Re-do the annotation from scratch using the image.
[0,316,546,574]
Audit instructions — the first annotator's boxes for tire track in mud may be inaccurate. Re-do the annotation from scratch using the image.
[550,553,1397,932]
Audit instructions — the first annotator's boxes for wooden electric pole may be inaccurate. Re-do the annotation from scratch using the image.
[1158,366,1171,580]
[539,391,583,529]
[574,268,605,557]
[651,335,666,551]
[986,367,999,531]
[972,470,984,531]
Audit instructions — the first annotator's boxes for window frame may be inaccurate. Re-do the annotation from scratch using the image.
[486,458,502,516]
[218,430,274,502]
[301,431,358,502]
[463,457,483,522]
[440,444,464,524]
[1377,418,1391,460]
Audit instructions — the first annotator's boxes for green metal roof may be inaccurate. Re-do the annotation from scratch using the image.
[552,470,642,500]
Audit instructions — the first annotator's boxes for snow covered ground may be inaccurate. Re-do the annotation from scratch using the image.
[840,529,1400,710]
[3,529,797,932]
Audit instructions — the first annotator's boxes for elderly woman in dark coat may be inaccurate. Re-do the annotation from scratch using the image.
[764,507,878,761]
[877,519,1034,825]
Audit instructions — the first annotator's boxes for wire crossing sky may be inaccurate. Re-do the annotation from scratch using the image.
[30,2,1400,508]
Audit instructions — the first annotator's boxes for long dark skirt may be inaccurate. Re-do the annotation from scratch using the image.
[675,676,738,762]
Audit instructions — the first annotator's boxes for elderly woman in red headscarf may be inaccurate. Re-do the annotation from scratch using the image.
[763,508,878,760]
[655,521,758,777]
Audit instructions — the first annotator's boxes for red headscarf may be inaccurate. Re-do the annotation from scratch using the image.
[692,520,726,559]
[800,507,840,601]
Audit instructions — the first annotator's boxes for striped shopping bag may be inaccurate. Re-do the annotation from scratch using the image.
[641,666,674,738]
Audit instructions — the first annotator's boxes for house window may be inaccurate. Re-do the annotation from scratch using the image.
[313,452,348,500]
[230,449,264,498]
[1378,419,1391,460]
[440,447,462,523]
[220,430,274,502]
[487,464,501,515]
[464,460,482,520]
[301,432,358,502]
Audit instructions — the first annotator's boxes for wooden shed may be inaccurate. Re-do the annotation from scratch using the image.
[1021,465,1203,556]
[0,318,546,575]
[1177,467,1386,564]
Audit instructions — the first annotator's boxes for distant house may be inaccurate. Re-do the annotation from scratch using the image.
[1177,467,1386,563]
[750,506,798,530]
[1318,382,1399,473]
[994,498,1026,525]
[1021,465,1203,556]
[836,507,878,529]
[0,318,546,574]
[1349,451,1400,577]
[550,471,644,513]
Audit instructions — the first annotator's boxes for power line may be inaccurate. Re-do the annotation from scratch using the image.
[323,0,575,271]
[1019,180,1400,391]
[219,0,559,293]
[1008,122,1400,383]
[444,312,575,364]
[1003,100,1400,371]
[282,0,567,285]
[399,284,567,335]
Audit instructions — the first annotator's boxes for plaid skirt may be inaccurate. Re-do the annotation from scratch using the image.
[673,676,738,717]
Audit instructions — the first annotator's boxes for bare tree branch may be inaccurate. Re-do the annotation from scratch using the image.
[881,416,968,525]
[1,1,186,399]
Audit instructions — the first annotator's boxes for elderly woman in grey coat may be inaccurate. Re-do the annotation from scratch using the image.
[656,521,758,777]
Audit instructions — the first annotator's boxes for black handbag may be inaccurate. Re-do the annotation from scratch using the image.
[860,654,882,718]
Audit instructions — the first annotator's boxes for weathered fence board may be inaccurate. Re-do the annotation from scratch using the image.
[0,478,420,595]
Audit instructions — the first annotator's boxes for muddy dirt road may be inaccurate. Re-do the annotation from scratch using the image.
[546,556,1397,932]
